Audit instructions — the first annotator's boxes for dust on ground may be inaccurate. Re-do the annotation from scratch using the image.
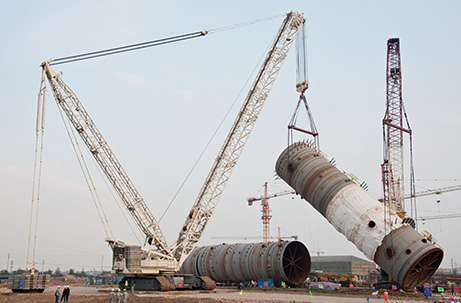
[0,293,222,303]
[0,286,453,303]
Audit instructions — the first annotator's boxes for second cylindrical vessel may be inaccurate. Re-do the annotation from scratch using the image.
[180,240,311,285]
[275,141,443,291]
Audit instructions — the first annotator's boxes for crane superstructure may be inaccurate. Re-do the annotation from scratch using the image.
[40,11,306,290]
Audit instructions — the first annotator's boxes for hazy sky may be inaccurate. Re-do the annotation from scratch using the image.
[1,0,460,273]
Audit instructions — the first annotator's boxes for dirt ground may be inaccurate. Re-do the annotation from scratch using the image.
[0,287,455,303]
[0,294,223,303]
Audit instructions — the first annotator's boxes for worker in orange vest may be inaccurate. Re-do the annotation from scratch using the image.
[384,290,389,303]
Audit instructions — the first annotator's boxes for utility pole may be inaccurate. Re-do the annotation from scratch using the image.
[7,253,10,273]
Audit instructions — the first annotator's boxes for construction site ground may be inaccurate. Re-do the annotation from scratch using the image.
[0,286,454,303]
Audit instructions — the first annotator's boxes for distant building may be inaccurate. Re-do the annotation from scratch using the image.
[311,255,377,283]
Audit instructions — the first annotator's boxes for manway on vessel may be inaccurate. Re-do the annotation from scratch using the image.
[275,141,443,291]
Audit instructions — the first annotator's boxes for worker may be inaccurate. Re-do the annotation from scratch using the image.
[122,289,128,303]
[55,286,61,303]
[66,286,71,301]
[60,286,65,302]
[61,286,69,302]
[116,288,122,303]
[109,288,115,303]
[384,289,389,303]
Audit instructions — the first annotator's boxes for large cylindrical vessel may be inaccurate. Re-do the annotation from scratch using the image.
[180,241,311,285]
[275,141,443,291]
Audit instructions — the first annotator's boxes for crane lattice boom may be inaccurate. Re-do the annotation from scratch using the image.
[382,38,411,214]
[172,11,306,265]
[42,62,174,261]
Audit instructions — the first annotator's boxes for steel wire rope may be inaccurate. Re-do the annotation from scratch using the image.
[31,79,47,272]
[250,182,266,199]
[50,32,205,66]
[158,32,276,224]
[55,99,114,240]
[300,203,319,255]
[49,13,285,66]
[55,103,143,246]
[27,69,47,270]
[90,155,143,246]
[416,179,460,181]
[207,14,285,34]
[402,102,417,227]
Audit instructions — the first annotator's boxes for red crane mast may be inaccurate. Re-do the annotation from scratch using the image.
[382,38,412,217]
[247,182,295,243]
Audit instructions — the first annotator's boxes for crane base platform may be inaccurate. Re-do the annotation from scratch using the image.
[119,274,215,291]
[8,274,49,293]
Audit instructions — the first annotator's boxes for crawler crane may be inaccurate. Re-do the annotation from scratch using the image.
[40,11,306,290]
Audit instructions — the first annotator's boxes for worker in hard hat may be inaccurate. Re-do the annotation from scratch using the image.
[109,288,115,303]
[55,286,61,303]
[116,288,122,303]
[122,289,128,303]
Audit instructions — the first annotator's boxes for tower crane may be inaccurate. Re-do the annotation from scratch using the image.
[247,182,296,242]
[407,185,461,222]
[404,184,461,199]
[40,11,306,290]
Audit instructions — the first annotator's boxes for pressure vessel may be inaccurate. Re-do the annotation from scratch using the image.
[180,240,311,285]
[275,141,443,291]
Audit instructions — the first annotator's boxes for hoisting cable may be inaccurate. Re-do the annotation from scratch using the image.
[207,13,285,34]
[402,102,417,227]
[158,31,275,223]
[287,22,319,150]
[49,13,285,66]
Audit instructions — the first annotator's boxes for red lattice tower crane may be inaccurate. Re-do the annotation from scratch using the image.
[247,182,295,243]
[382,38,412,218]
